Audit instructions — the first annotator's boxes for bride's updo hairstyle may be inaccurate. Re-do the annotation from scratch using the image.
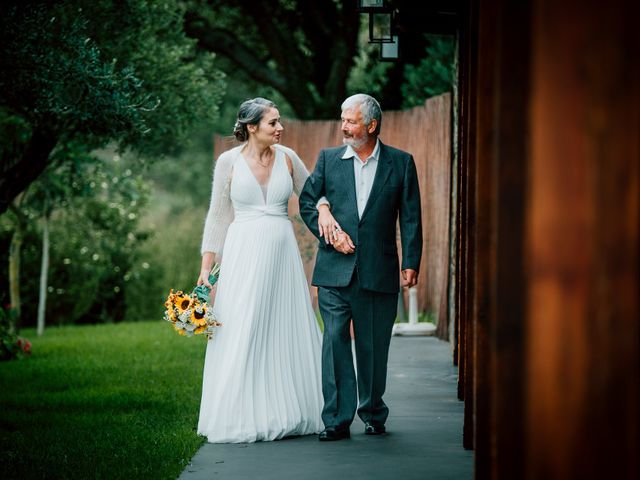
[233,97,277,142]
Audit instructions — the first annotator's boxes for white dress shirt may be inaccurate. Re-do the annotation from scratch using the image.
[342,140,380,218]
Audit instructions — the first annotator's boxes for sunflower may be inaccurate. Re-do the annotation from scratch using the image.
[174,293,193,313]
[162,273,222,339]
[191,305,207,326]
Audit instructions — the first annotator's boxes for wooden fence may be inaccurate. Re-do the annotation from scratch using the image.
[213,93,452,335]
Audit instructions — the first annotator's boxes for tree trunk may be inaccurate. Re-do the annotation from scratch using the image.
[8,228,22,334]
[7,195,29,332]
[0,130,57,216]
[37,206,50,336]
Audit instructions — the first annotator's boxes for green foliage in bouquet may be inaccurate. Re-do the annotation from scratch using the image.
[192,264,221,304]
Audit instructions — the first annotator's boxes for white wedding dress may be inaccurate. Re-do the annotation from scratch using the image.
[197,148,323,443]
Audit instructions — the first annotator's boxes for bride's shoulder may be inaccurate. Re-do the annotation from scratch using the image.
[216,145,244,167]
[274,144,300,174]
[273,143,298,157]
[274,144,303,165]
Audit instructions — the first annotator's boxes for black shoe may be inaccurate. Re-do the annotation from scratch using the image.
[364,422,386,435]
[318,426,351,441]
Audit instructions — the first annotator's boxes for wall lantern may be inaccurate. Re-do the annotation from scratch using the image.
[357,1,400,58]
[357,1,394,43]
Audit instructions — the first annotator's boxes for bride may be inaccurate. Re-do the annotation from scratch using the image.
[196,97,338,443]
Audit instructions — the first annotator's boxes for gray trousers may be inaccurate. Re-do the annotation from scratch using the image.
[318,271,397,429]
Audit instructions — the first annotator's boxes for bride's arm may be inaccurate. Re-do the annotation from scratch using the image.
[198,252,218,289]
[199,151,235,288]
[284,147,341,243]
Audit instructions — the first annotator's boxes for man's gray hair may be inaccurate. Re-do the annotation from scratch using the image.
[341,94,382,135]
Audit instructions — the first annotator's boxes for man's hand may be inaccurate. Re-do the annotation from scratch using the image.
[333,230,355,254]
[401,269,418,288]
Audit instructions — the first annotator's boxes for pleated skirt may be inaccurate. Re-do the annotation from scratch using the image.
[197,215,323,443]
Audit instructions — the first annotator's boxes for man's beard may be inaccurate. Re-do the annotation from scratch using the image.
[342,132,368,148]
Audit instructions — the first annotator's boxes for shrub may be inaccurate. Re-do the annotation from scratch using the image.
[0,306,31,361]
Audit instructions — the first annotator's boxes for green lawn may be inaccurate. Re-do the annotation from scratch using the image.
[0,321,207,479]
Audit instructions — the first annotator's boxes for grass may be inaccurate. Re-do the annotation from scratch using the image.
[0,321,207,479]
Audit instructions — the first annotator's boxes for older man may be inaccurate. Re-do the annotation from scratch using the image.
[299,94,423,441]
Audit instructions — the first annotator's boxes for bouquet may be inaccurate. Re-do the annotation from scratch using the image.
[163,264,222,339]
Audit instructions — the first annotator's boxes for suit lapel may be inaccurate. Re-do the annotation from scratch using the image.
[360,142,392,223]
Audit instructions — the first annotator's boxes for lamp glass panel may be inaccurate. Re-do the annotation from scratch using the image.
[360,0,385,7]
[369,12,393,43]
[380,35,399,60]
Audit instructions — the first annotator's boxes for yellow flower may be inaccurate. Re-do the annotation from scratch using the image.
[164,289,177,310]
[191,306,207,326]
[174,293,193,313]
[162,277,222,338]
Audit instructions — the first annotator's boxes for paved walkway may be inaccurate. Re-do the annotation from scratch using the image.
[180,336,472,480]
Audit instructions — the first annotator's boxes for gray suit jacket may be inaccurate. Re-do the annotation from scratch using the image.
[299,142,422,294]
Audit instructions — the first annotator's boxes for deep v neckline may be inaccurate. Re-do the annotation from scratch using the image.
[240,149,280,203]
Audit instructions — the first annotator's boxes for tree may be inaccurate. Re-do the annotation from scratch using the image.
[0,152,155,328]
[17,152,91,334]
[401,35,456,108]
[0,0,225,215]
[183,0,360,119]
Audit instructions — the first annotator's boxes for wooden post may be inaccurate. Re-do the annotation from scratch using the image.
[458,0,479,451]
[525,1,639,478]
[472,0,498,474]
[469,0,531,477]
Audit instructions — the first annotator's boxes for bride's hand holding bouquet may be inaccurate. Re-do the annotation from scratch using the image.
[163,264,222,339]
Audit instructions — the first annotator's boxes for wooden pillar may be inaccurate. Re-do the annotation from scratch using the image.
[471,0,497,473]
[525,1,639,478]
[472,0,531,477]
[490,1,531,479]
[458,0,479,451]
